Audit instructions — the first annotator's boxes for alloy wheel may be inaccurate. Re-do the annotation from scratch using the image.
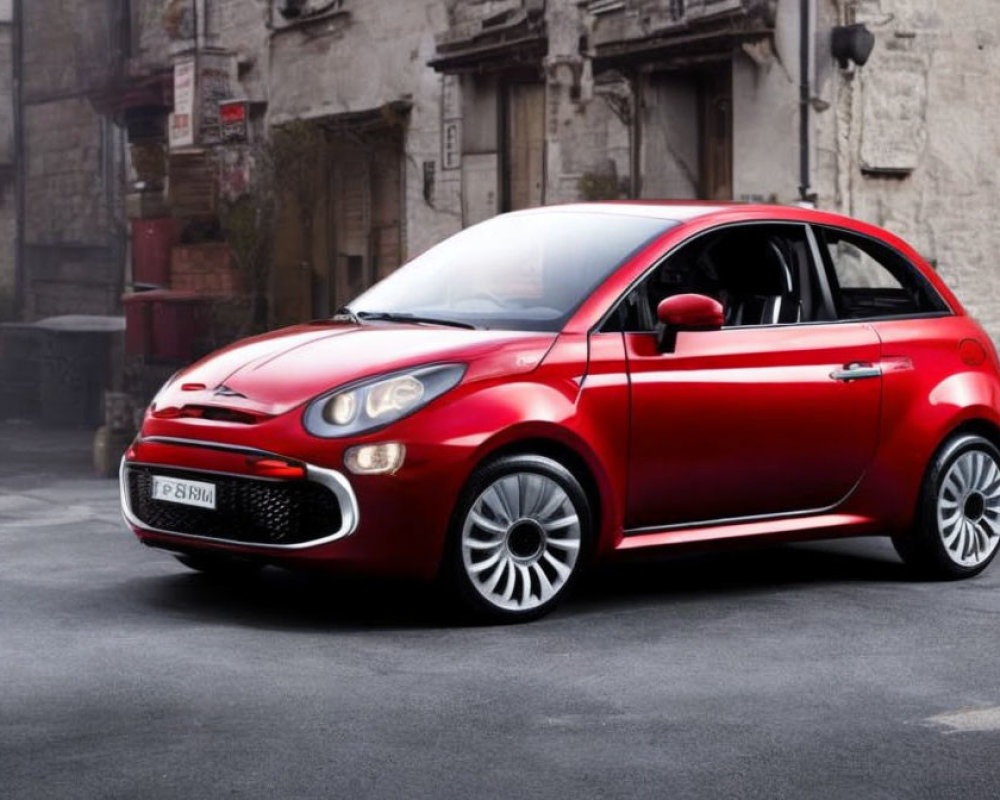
[937,449,1000,568]
[460,471,582,613]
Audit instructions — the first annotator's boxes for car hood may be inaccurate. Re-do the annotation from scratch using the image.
[153,322,556,418]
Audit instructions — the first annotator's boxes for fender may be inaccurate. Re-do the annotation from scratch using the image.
[855,368,1000,531]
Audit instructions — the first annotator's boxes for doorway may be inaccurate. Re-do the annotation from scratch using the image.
[639,64,733,202]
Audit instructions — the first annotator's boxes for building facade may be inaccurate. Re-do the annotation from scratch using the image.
[7,0,1000,345]
[14,0,128,319]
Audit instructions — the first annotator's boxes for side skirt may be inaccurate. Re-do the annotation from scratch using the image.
[616,512,880,552]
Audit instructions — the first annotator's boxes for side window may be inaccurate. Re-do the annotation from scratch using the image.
[817,227,948,320]
[602,224,828,332]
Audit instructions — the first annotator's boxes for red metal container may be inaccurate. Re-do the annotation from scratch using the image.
[123,290,210,360]
[131,219,179,287]
[122,292,155,356]
[150,291,211,361]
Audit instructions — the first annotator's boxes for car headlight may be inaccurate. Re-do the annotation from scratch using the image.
[303,364,466,438]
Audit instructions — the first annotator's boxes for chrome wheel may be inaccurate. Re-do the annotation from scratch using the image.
[937,449,1000,568]
[461,471,582,613]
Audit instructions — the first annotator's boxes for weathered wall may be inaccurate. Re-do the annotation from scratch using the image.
[207,0,271,102]
[21,0,124,318]
[546,0,632,204]
[0,16,15,317]
[813,0,1000,343]
[268,0,462,259]
[116,0,1000,343]
[731,0,803,203]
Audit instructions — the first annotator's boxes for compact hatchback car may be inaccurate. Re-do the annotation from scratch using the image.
[122,203,1000,621]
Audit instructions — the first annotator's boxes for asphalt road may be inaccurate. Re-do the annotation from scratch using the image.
[3,421,1000,799]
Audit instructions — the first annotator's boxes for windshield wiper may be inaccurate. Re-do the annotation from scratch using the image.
[356,311,477,330]
[333,306,361,324]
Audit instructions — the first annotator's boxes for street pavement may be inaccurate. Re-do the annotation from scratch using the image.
[3,420,1000,799]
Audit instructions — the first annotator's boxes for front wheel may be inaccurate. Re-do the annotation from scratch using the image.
[446,454,592,622]
[893,434,1000,579]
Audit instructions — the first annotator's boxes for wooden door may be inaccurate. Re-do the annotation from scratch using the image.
[699,67,733,202]
[328,129,403,310]
[370,129,403,282]
[506,83,545,210]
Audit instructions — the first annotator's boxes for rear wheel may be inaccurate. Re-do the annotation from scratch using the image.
[446,454,592,622]
[893,434,1000,579]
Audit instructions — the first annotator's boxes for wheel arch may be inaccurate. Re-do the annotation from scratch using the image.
[942,417,1000,452]
[465,426,620,557]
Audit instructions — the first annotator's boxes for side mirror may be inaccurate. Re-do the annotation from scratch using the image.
[656,294,724,352]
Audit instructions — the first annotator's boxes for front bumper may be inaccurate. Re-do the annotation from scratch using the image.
[119,437,360,552]
[120,425,477,579]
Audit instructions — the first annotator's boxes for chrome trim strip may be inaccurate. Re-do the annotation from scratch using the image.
[140,436,282,459]
[118,440,360,551]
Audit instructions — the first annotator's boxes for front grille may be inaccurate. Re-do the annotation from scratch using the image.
[127,465,342,546]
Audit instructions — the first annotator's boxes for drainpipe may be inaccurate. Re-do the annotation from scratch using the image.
[12,0,24,317]
[798,0,814,203]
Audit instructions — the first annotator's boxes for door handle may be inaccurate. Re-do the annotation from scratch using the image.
[830,362,882,382]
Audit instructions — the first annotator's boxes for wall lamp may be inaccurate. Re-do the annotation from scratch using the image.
[832,23,876,69]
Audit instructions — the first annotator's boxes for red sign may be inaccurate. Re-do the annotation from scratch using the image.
[219,100,248,143]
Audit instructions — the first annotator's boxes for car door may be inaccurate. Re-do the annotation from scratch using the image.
[619,223,883,531]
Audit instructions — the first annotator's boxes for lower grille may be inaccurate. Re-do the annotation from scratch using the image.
[126,465,343,546]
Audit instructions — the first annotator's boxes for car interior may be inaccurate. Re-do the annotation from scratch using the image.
[607,225,827,331]
[604,223,947,333]
[816,227,948,319]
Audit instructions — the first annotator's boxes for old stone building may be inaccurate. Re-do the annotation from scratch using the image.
[112,0,464,328]
[13,0,128,319]
[429,0,1000,339]
[815,0,1000,339]
[6,0,1000,344]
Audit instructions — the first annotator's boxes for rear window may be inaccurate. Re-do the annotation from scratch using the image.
[817,226,949,320]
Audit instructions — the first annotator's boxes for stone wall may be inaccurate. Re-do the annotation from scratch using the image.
[813,0,1000,342]
[114,0,1000,343]
[19,0,124,319]
[268,0,463,258]
[22,0,112,100]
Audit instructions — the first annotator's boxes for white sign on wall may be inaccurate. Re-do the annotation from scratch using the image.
[441,74,462,171]
[169,59,196,149]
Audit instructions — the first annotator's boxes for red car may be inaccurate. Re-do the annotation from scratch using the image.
[121,202,1000,621]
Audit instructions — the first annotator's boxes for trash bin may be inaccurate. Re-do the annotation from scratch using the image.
[36,316,125,428]
[0,322,45,420]
[122,290,212,360]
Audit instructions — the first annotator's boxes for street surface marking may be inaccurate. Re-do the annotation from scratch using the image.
[927,706,1000,734]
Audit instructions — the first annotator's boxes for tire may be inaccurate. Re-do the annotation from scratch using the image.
[174,552,262,578]
[893,433,1000,579]
[444,454,593,623]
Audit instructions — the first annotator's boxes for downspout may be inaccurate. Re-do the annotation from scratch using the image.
[12,0,24,317]
[109,0,127,310]
[798,0,812,202]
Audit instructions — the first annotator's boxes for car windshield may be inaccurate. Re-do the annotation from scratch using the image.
[347,211,676,331]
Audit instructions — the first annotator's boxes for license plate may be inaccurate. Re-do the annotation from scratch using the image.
[151,475,217,510]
